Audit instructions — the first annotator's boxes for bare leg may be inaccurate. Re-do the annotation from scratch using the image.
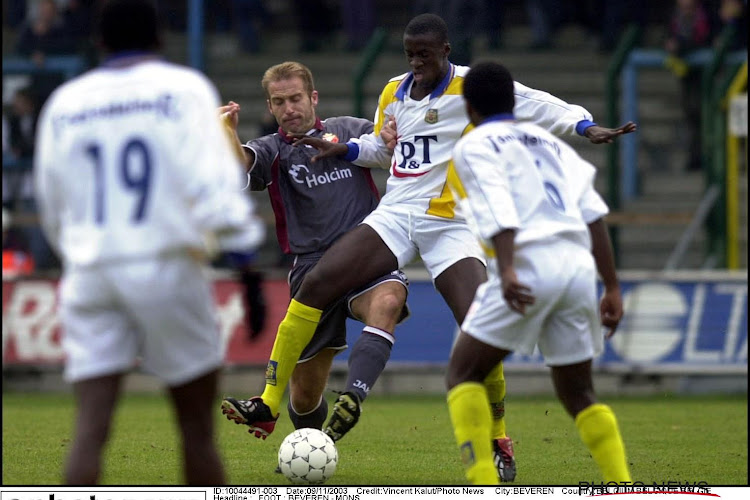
[297,225,398,310]
[168,369,225,485]
[549,360,596,417]
[65,373,124,484]
[289,349,337,426]
[433,257,487,324]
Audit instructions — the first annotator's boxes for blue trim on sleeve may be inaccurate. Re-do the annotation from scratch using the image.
[344,141,360,161]
[576,120,597,136]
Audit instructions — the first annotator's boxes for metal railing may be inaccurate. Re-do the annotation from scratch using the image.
[352,27,388,118]
[605,24,641,264]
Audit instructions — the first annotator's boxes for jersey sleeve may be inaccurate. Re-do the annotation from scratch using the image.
[346,82,400,169]
[173,78,264,252]
[452,136,521,240]
[244,135,279,190]
[513,81,594,138]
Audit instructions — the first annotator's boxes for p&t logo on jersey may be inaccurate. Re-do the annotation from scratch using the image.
[425,108,439,124]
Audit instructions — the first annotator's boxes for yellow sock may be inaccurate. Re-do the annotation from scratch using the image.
[261,299,322,415]
[484,362,507,439]
[575,403,632,483]
[447,382,499,485]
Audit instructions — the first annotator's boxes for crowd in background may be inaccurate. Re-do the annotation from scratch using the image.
[2,0,747,275]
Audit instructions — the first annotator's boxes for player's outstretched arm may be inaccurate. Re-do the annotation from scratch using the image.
[292,136,349,161]
[588,218,623,337]
[583,121,637,144]
[218,101,255,170]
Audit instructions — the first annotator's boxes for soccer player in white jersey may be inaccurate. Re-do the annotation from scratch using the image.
[236,13,635,482]
[446,61,630,485]
[33,0,264,485]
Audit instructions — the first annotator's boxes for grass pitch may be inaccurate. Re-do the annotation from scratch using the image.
[2,391,747,485]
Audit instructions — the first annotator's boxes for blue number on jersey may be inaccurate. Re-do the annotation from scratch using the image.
[86,138,152,225]
[535,159,566,212]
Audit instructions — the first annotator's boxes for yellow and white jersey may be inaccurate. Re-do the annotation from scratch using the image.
[351,63,595,220]
[34,58,263,267]
[450,117,609,260]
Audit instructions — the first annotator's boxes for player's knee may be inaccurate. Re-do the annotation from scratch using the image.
[369,290,405,324]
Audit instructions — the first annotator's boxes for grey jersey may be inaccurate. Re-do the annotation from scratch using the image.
[245,116,380,255]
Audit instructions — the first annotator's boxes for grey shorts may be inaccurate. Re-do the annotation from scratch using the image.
[289,252,410,362]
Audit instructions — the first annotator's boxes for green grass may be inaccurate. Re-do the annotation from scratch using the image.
[2,392,747,485]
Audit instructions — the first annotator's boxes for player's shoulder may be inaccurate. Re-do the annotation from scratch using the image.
[324,116,372,128]
[452,64,470,77]
[381,72,409,95]
[387,71,410,84]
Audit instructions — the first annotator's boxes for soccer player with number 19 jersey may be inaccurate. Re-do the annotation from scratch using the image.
[33,0,263,484]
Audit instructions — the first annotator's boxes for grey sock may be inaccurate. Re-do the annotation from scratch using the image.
[345,327,394,402]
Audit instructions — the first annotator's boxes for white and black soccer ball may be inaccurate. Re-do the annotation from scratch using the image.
[278,428,338,484]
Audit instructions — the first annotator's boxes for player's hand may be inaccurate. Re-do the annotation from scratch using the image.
[219,101,241,131]
[292,136,349,162]
[600,287,623,339]
[584,122,637,144]
[500,268,535,315]
[380,115,399,152]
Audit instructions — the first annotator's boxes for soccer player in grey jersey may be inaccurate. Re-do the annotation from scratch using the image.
[220,62,409,444]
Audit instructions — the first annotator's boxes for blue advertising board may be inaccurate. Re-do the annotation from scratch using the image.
[342,273,748,373]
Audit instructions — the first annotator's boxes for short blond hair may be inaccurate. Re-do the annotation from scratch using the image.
[261,61,315,98]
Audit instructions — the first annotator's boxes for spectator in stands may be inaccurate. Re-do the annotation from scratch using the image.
[4,0,27,28]
[524,0,562,50]
[231,0,271,53]
[14,0,77,106]
[6,86,37,161]
[3,86,59,271]
[483,0,507,50]
[717,0,748,50]
[341,0,375,52]
[598,0,649,52]
[665,0,713,171]
[15,0,76,64]
[291,0,337,53]
[62,0,96,56]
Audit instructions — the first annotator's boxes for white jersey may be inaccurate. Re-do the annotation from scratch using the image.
[350,64,595,220]
[34,58,264,267]
[450,117,609,261]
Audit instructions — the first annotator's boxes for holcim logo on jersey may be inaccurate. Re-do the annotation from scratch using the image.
[288,164,353,188]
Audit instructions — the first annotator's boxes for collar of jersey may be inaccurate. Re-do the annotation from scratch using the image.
[395,63,455,101]
[101,51,161,68]
[482,113,515,124]
[278,117,324,143]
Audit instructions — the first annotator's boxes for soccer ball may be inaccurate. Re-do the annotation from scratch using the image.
[278,428,338,484]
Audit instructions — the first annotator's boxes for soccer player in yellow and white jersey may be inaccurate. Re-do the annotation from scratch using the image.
[447,61,629,485]
[236,13,635,483]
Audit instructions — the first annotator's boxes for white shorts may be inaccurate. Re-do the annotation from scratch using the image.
[59,255,223,386]
[461,242,602,366]
[362,205,485,280]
